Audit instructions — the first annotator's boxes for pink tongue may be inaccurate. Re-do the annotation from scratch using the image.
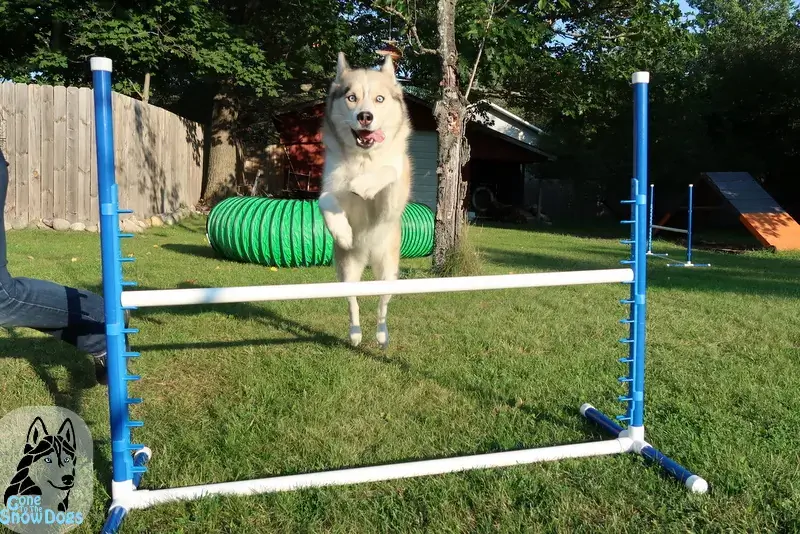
[361,129,385,142]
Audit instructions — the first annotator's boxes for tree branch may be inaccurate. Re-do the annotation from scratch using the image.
[377,4,439,55]
[555,29,641,42]
[464,0,498,101]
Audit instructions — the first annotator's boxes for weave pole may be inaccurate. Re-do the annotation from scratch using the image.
[91,60,708,533]
[647,183,711,267]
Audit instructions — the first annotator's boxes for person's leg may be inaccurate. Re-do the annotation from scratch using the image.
[0,148,119,384]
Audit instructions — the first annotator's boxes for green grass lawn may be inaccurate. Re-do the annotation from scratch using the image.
[1,216,799,533]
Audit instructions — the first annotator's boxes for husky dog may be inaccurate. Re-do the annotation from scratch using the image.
[319,52,413,349]
[4,417,77,513]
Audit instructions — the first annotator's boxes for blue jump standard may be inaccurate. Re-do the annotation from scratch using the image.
[91,58,708,533]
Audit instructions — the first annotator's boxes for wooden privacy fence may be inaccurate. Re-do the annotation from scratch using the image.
[0,81,204,227]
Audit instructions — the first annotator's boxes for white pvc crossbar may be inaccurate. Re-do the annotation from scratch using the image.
[124,438,634,510]
[651,224,689,235]
[120,268,633,308]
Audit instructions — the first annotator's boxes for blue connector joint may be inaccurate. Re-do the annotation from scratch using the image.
[111,441,131,453]
[100,203,116,216]
[636,194,647,205]
[635,294,645,305]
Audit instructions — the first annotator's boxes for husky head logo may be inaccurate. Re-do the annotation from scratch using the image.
[324,52,409,152]
[3,417,77,513]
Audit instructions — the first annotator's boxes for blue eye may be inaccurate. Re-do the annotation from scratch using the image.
[45,458,52,463]
[347,95,356,102]
[376,95,384,103]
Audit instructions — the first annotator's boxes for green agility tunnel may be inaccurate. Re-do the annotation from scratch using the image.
[206,196,435,268]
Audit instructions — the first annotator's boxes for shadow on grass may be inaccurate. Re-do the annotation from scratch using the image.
[0,331,115,490]
[474,219,770,254]
[160,243,224,261]
[124,283,614,447]
[158,243,431,279]
[474,220,627,240]
[480,247,800,299]
[127,283,381,356]
[135,337,321,352]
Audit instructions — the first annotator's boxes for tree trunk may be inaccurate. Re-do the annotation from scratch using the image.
[432,0,469,270]
[142,72,151,103]
[202,90,244,206]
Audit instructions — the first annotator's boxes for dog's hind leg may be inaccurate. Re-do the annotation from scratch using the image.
[336,247,368,346]
[371,229,401,350]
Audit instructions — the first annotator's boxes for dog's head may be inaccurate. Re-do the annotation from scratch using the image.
[325,52,407,151]
[23,417,77,493]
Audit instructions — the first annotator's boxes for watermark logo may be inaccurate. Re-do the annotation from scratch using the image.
[0,407,93,534]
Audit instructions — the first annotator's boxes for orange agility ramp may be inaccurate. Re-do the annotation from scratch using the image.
[703,172,800,251]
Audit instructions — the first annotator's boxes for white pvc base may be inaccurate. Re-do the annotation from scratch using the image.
[685,474,709,494]
[120,268,634,308]
[119,438,634,510]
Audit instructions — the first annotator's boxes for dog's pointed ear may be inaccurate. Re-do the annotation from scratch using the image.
[58,418,76,449]
[26,417,48,449]
[336,52,350,80]
[381,54,396,82]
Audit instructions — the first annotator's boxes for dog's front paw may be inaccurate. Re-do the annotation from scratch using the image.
[376,323,389,350]
[349,325,363,347]
[349,176,381,200]
[324,211,354,249]
[333,225,354,249]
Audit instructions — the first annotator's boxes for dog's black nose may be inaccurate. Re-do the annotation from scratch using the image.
[61,475,74,486]
[357,111,373,127]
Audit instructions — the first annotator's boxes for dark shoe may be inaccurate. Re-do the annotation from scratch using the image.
[93,351,108,385]
[93,310,132,386]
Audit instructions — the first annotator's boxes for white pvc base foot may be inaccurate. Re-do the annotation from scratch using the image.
[686,474,709,494]
[125,438,633,510]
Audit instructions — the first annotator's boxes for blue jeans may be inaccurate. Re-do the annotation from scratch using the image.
[0,148,106,355]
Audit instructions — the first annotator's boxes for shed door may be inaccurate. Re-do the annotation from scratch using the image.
[408,131,438,212]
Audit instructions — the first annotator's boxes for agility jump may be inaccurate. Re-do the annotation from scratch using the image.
[647,183,711,267]
[89,58,708,533]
